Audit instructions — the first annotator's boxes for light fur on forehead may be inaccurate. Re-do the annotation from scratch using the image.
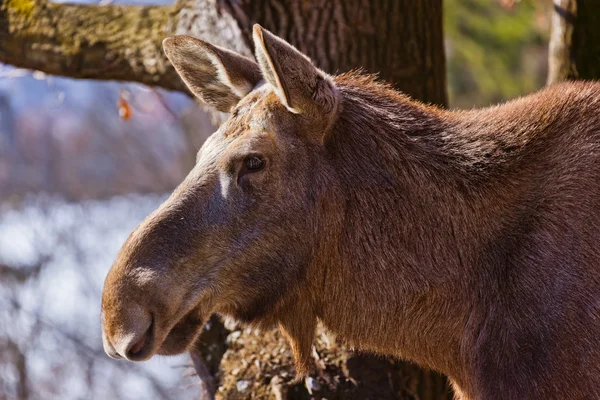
[163,36,262,112]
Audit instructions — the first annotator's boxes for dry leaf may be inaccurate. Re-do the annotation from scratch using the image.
[118,90,132,120]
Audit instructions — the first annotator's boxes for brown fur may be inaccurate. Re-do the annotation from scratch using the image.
[102,25,600,399]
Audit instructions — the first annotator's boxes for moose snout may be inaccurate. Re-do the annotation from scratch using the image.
[101,185,209,362]
[101,303,154,361]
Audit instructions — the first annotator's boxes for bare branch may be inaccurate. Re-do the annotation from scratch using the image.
[190,351,216,400]
[6,339,28,400]
[0,260,45,283]
[0,0,189,94]
[8,297,172,400]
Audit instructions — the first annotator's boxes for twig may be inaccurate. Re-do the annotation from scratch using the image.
[190,350,216,400]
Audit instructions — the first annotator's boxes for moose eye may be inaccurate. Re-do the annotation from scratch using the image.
[244,156,265,172]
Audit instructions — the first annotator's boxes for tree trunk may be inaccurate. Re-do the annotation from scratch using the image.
[221,0,447,106]
[547,0,600,84]
[1,0,450,398]
[570,0,600,80]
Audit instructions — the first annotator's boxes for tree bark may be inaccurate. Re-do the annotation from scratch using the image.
[0,0,447,107]
[0,0,188,92]
[547,0,600,84]
[222,0,447,106]
[1,0,451,398]
[571,0,600,80]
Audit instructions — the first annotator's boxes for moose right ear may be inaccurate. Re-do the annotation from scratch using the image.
[163,36,262,113]
[252,25,338,119]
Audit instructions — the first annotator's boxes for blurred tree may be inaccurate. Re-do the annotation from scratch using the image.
[0,0,451,398]
[0,93,14,146]
[547,0,600,84]
[445,0,550,107]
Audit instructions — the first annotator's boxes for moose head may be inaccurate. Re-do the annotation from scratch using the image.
[101,25,343,374]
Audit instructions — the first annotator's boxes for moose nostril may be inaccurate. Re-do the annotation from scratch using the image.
[125,317,153,360]
[128,334,147,356]
[102,305,153,360]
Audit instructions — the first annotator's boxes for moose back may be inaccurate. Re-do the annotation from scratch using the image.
[101,25,600,399]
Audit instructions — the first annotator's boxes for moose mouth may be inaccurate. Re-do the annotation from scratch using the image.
[127,305,207,361]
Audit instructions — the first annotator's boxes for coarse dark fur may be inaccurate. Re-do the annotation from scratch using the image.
[102,25,600,399]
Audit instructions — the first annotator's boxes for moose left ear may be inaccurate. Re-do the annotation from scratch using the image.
[252,25,338,117]
[163,36,262,113]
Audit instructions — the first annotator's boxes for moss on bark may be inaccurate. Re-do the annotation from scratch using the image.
[0,0,188,92]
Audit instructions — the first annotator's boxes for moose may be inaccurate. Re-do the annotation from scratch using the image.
[101,25,600,399]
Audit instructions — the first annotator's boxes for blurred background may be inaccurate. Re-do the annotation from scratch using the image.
[0,0,573,398]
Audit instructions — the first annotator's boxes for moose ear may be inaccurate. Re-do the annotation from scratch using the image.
[252,25,338,116]
[163,36,262,113]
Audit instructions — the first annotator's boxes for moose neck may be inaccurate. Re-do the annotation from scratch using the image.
[314,74,539,388]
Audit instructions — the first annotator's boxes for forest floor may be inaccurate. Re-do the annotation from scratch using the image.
[196,321,451,400]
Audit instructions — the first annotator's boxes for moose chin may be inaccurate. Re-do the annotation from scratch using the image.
[101,24,600,400]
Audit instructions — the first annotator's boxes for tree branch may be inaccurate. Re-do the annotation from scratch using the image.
[190,351,216,400]
[0,260,45,283]
[0,0,189,93]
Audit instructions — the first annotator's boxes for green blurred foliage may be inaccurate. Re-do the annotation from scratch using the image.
[445,0,551,108]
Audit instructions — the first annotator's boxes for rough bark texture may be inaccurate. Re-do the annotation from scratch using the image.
[547,0,600,84]
[0,0,451,398]
[222,0,447,106]
[0,0,187,92]
[0,0,447,107]
[571,0,600,80]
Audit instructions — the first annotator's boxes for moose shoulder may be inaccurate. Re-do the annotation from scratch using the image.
[101,25,600,400]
